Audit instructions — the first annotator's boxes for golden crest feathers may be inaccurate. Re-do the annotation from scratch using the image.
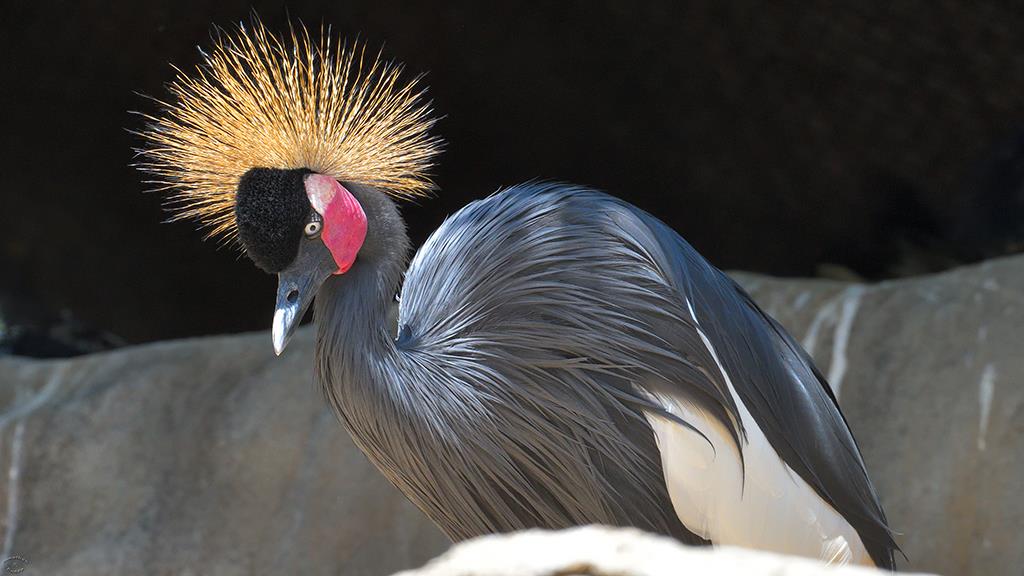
[137,18,442,243]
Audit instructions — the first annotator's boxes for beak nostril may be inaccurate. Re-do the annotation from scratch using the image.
[287,289,299,304]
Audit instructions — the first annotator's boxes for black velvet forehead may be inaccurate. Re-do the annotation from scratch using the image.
[235,167,313,273]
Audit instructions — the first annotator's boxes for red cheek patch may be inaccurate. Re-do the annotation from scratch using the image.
[304,174,367,274]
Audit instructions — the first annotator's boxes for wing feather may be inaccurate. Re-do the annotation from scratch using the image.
[623,200,900,568]
[396,182,897,567]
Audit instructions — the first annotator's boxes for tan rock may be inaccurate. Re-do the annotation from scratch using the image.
[0,329,449,575]
[735,256,1023,575]
[1,255,1022,574]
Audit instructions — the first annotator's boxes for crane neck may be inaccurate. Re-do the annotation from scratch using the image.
[311,184,409,408]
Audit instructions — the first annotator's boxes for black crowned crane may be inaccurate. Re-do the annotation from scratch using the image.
[138,21,899,569]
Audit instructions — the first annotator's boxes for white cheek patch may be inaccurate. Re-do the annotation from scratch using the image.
[304,173,338,215]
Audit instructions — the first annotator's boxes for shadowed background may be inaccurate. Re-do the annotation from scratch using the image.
[3,1,1024,351]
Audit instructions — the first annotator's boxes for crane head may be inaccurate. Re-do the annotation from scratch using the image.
[235,168,367,354]
[135,17,441,353]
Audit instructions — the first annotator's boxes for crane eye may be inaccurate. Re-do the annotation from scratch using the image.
[304,220,322,238]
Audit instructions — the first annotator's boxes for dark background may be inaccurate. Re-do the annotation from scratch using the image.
[3,1,1024,353]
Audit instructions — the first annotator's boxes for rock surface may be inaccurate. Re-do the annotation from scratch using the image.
[1,255,1022,575]
[737,256,1023,576]
[394,526,933,576]
[0,329,449,576]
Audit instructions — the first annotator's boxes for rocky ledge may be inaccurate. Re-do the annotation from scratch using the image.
[1,255,1021,575]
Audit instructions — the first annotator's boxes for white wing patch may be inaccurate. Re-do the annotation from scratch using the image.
[642,299,872,566]
[823,535,854,566]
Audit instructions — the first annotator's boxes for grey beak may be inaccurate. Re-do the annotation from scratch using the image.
[272,276,310,355]
[271,240,338,355]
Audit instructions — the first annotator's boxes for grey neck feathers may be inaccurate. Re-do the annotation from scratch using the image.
[312,184,409,413]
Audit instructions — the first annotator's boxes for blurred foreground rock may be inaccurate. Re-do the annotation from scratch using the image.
[1,255,1022,575]
[395,526,934,576]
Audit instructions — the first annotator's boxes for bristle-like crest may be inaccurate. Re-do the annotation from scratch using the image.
[136,18,442,244]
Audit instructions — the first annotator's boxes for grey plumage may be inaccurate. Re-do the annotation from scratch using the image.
[312,181,897,568]
[134,20,895,568]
